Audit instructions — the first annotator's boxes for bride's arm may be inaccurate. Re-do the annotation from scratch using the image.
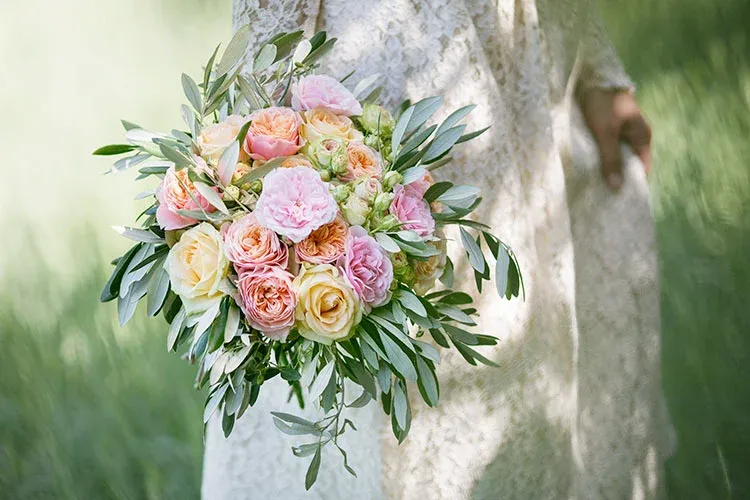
[232,0,320,42]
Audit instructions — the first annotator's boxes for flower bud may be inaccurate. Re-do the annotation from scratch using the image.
[307,136,347,171]
[249,179,263,193]
[372,191,394,212]
[353,176,382,203]
[331,151,349,175]
[382,170,403,190]
[360,103,395,135]
[342,194,370,226]
[390,251,416,286]
[319,169,332,182]
[223,184,241,201]
[331,184,352,203]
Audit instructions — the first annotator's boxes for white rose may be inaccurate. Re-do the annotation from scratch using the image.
[353,176,382,203]
[342,193,370,226]
[166,223,230,314]
[197,114,248,164]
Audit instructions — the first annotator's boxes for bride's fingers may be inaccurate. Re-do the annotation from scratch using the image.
[596,124,625,190]
[621,113,652,174]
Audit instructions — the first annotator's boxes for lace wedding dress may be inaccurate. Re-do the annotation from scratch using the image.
[202,1,674,498]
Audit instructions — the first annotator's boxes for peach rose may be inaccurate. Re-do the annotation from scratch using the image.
[222,214,288,271]
[155,165,215,230]
[280,155,314,169]
[295,216,348,264]
[237,266,296,340]
[341,142,382,182]
[299,108,363,143]
[197,114,248,164]
[243,107,304,161]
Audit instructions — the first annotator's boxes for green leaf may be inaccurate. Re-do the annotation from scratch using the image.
[271,412,317,428]
[292,39,312,63]
[146,266,170,316]
[121,120,141,131]
[292,443,320,458]
[442,323,480,346]
[305,447,322,491]
[375,232,400,253]
[422,124,466,163]
[347,359,377,398]
[217,141,240,187]
[253,44,277,72]
[225,381,245,416]
[119,244,155,297]
[302,38,336,66]
[181,73,202,112]
[203,384,229,423]
[280,367,301,381]
[100,244,140,302]
[423,181,453,203]
[112,226,164,244]
[117,279,145,326]
[415,356,439,406]
[376,325,417,381]
[93,144,135,156]
[217,24,252,76]
[405,96,443,134]
[391,106,414,148]
[167,308,186,351]
[436,304,475,325]
[495,246,510,297]
[193,181,229,215]
[456,125,491,144]
[397,290,427,317]
[308,360,335,401]
[393,381,408,429]
[401,166,427,186]
[181,104,199,139]
[158,143,194,169]
[460,227,486,274]
[437,185,481,205]
[347,389,372,408]
[437,291,473,305]
[399,125,437,156]
[203,43,221,91]
[224,303,241,343]
[435,104,476,137]
[270,30,304,61]
[208,298,230,353]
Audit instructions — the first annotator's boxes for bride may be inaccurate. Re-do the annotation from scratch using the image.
[202,0,673,498]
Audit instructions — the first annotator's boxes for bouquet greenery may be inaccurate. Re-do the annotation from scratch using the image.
[96,26,522,489]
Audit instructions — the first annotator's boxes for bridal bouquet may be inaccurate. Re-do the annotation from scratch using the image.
[96,27,522,489]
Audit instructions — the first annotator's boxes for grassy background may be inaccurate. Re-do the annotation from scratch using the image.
[0,0,748,498]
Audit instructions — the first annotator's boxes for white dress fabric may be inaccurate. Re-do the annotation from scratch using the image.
[202,1,674,498]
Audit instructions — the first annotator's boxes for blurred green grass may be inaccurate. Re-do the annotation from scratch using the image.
[0,0,748,498]
[600,0,750,498]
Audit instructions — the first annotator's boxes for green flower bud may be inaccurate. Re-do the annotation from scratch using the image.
[331,150,349,175]
[319,169,332,182]
[382,170,403,190]
[222,184,241,201]
[391,251,416,286]
[307,136,347,171]
[249,179,263,193]
[372,191,394,212]
[360,103,395,135]
[342,194,370,226]
[331,184,352,203]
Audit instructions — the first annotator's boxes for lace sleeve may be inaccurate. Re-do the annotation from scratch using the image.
[232,0,321,41]
[577,2,634,91]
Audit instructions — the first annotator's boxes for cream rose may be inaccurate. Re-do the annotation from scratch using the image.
[197,115,248,164]
[412,234,448,295]
[300,108,363,144]
[166,223,230,314]
[292,264,362,344]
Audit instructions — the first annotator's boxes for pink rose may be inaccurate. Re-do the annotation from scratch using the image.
[222,214,288,271]
[243,107,304,161]
[341,142,382,182]
[389,184,435,237]
[237,266,296,340]
[155,165,215,230]
[340,226,394,309]
[254,166,339,243]
[291,75,363,117]
[406,170,435,198]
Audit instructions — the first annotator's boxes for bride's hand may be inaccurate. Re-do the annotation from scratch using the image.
[582,89,652,190]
